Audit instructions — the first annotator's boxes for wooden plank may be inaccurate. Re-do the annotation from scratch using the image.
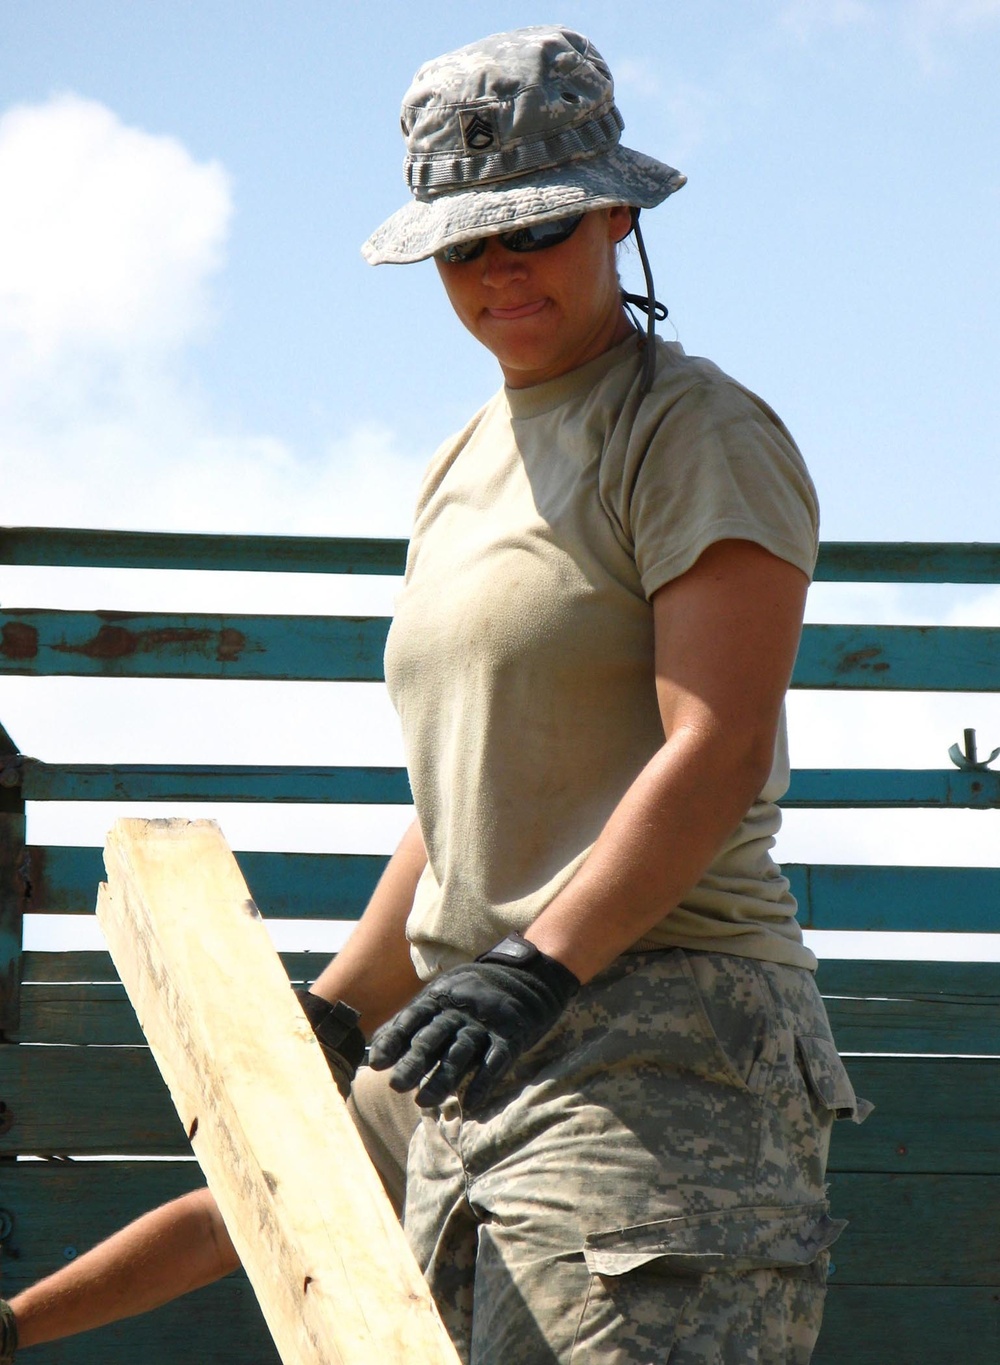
[0,527,407,576]
[0,1159,203,1278]
[0,1280,277,1365]
[828,1058,1000,1175]
[13,955,334,1045]
[25,846,386,919]
[0,610,389,680]
[784,768,1000,809]
[824,1173,1000,1285]
[17,979,999,1052]
[814,542,1000,584]
[2,1162,994,1292]
[792,623,1000,691]
[786,864,1000,932]
[5,1050,998,1174]
[0,1044,186,1155]
[817,959,1000,1001]
[98,817,458,1365]
[815,1288,999,1365]
[20,950,327,986]
[26,848,1000,934]
[821,994,1000,1056]
[18,761,412,805]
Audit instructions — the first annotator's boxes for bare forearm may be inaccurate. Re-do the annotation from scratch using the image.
[310,818,427,1035]
[9,1187,237,1349]
[526,724,771,983]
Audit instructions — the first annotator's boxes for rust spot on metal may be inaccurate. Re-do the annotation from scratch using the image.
[836,646,889,676]
[51,625,246,662]
[0,623,38,661]
[217,628,246,663]
[896,1144,908,1157]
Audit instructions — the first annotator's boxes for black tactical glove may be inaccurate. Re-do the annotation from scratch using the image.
[295,990,366,1098]
[0,1297,17,1365]
[368,933,580,1111]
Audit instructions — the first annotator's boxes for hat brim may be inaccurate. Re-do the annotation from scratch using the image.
[361,145,685,266]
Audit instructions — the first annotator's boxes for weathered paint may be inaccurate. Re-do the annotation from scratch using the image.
[0,610,390,680]
[17,761,413,805]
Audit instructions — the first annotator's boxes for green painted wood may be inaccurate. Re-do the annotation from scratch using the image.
[24,845,387,919]
[783,768,1000,809]
[823,995,1000,1055]
[19,762,1000,810]
[23,846,999,933]
[785,864,1000,933]
[815,1288,999,1365]
[0,526,407,576]
[2,1281,277,1365]
[16,976,999,1052]
[17,760,412,804]
[828,1058,1000,1175]
[814,541,1000,584]
[823,1174,1000,1286]
[0,609,390,680]
[816,960,1000,1002]
[18,949,324,985]
[793,624,1000,691]
[0,1158,203,1278]
[3,1050,996,1168]
[13,955,337,1045]
[0,1045,186,1155]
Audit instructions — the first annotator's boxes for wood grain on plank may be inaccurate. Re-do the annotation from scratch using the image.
[97,817,458,1365]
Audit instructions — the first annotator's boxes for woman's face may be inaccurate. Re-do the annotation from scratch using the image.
[434,205,635,389]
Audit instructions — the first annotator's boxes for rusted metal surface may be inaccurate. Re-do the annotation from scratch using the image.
[0,610,388,679]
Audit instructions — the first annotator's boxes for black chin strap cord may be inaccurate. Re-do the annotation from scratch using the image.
[621,213,668,397]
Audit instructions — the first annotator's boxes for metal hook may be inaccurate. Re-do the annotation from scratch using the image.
[948,728,1000,772]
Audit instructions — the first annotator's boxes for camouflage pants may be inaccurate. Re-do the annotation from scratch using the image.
[350,949,866,1364]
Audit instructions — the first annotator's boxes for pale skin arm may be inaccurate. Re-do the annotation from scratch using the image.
[525,537,810,983]
[7,821,428,1349]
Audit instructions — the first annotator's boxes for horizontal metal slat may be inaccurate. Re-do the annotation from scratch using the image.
[18,761,412,804]
[25,847,387,919]
[793,623,1000,691]
[785,864,1000,933]
[0,527,407,575]
[16,763,999,810]
[0,610,390,680]
[814,541,1000,584]
[783,768,1000,808]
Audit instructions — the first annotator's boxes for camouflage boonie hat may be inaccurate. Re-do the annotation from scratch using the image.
[362,26,686,266]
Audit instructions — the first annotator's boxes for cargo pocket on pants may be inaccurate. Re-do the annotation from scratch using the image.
[796,1034,874,1123]
[571,1203,845,1363]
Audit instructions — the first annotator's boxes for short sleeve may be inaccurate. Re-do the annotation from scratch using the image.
[606,376,820,600]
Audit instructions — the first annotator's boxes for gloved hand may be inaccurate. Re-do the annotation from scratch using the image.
[368,933,579,1111]
[295,990,366,1098]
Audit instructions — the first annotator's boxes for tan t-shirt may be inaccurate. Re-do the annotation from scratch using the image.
[384,335,820,979]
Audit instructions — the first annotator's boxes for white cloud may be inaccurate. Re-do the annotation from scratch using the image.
[0,94,231,366]
[0,94,425,537]
[778,0,876,42]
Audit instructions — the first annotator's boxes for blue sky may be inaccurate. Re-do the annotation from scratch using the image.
[1,1,999,953]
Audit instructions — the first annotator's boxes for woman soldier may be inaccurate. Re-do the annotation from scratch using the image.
[2,26,866,1365]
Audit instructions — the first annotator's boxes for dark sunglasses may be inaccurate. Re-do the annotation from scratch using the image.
[436,214,585,265]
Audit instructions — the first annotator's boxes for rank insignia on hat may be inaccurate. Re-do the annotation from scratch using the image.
[461,109,497,152]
